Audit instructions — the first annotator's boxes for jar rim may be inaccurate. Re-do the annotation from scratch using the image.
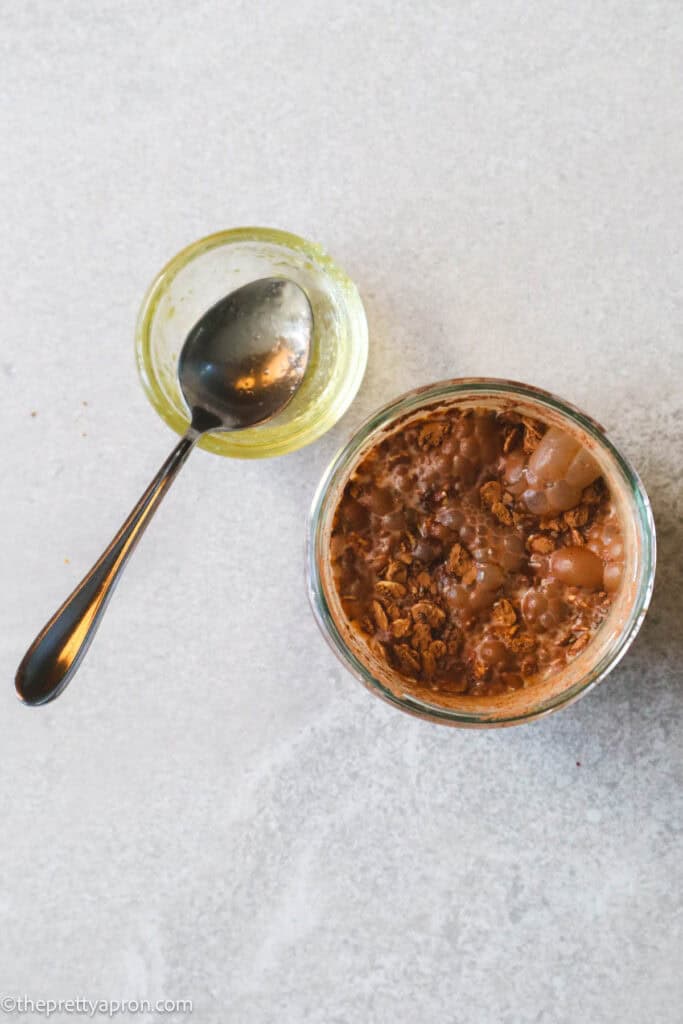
[307,377,656,727]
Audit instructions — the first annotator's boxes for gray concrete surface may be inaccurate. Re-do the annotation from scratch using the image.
[1,2,681,1022]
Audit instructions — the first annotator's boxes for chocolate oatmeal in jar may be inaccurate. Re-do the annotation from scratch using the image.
[308,380,655,726]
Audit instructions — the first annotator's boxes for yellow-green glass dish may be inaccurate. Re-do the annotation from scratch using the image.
[135,227,368,458]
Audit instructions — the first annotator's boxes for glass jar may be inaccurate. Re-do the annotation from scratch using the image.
[135,227,368,458]
[307,378,656,727]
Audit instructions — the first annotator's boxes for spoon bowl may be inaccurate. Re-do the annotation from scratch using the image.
[180,277,312,432]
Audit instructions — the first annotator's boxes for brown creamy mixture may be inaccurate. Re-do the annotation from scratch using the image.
[329,407,626,699]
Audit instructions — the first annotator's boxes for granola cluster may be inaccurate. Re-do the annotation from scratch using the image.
[329,406,624,699]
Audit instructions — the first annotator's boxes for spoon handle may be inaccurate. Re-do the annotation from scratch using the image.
[15,429,199,706]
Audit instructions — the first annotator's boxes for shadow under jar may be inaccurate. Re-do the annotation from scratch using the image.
[307,379,656,727]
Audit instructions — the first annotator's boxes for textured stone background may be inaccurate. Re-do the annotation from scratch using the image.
[1,3,681,1022]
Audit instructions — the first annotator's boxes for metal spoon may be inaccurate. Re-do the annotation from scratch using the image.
[15,277,313,706]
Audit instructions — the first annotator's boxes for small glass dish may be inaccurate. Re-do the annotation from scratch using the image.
[307,378,656,728]
[135,227,368,458]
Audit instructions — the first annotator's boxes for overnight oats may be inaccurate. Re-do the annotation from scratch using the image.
[308,380,655,726]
